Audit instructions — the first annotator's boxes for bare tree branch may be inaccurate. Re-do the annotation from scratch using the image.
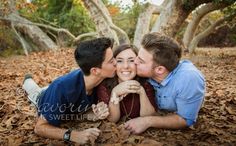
[0,17,97,42]
[183,2,229,49]
[188,12,236,54]
[152,5,164,14]
[75,32,97,42]
[134,4,161,48]
[11,22,29,56]
[89,0,129,43]
[83,0,119,45]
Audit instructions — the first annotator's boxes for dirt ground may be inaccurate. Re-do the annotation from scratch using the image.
[0,47,235,146]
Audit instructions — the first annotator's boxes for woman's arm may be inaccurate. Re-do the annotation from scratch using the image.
[97,80,142,123]
[96,84,121,123]
[107,92,121,122]
[107,81,140,122]
[138,86,156,116]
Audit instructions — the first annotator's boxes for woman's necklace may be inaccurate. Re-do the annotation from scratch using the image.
[121,94,135,122]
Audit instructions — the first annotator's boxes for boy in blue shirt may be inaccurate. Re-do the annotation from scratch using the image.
[124,32,205,134]
[23,37,116,144]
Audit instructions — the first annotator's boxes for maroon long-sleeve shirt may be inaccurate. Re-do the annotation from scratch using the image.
[97,81,157,119]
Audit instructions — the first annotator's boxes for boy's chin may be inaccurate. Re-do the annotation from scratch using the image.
[109,73,116,78]
[137,72,147,77]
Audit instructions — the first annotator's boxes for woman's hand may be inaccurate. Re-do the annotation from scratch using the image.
[135,86,145,95]
[110,80,142,104]
[92,102,109,120]
[110,80,141,104]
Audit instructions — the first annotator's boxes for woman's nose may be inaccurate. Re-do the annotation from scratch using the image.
[123,61,129,68]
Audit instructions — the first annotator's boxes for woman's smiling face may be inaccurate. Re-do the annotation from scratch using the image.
[115,49,137,83]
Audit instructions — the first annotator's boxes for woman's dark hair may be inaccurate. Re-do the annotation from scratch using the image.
[113,44,138,58]
[101,44,146,92]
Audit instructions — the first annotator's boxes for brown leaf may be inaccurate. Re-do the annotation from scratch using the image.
[124,135,144,145]
[141,138,163,146]
[225,106,235,115]
[5,114,20,128]
[19,120,34,130]
[118,124,130,140]
[7,136,23,146]
[216,89,225,96]
[0,125,8,132]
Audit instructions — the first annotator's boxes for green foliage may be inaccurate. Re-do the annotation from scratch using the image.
[229,33,236,43]
[183,0,235,11]
[226,4,236,43]
[212,0,236,4]
[0,23,23,57]
[21,0,95,36]
[56,5,95,36]
[101,0,109,5]
[182,0,192,11]
[222,2,236,15]
[109,2,146,42]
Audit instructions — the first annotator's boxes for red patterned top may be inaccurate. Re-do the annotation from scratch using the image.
[97,81,157,119]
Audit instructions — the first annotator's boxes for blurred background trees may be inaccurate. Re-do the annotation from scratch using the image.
[29,0,95,36]
[0,0,235,56]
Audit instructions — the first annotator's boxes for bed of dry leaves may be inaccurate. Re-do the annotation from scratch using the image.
[0,47,235,146]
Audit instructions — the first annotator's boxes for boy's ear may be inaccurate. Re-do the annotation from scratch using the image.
[154,66,166,75]
[90,67,101,76]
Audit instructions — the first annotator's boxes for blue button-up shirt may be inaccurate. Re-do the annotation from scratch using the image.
[148,60,205,126]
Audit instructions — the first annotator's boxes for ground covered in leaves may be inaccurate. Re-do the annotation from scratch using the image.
[0,48,236,146]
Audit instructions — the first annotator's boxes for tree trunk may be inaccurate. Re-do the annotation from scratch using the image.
[8,13,58,51]
[133,4,162,48]
[151,0,190,37]
[83,0,120,46]
[183,2,228,49]
[150,0,217,38]
[188,18,225,53]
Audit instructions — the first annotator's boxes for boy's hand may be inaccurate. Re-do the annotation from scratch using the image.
[71,128,101,144]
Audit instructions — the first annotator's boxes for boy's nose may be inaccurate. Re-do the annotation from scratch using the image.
[134,57,139,65]
[113,59,117,66]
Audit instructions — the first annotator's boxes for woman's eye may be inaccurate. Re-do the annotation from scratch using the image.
[128,59,135,64]
[129,59,135,63]
[116,60,123,63]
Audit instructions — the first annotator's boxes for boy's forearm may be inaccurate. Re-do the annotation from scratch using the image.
[35,118,67,141]
[147,114,187,129]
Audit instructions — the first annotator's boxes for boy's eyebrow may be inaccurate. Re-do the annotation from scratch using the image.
[108,56,114,62]
[137,56,145,62]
